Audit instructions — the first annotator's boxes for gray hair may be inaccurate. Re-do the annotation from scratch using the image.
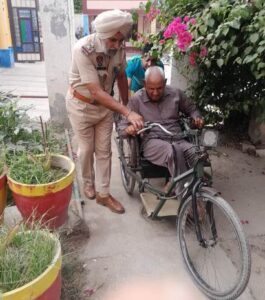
[145,66,165,81]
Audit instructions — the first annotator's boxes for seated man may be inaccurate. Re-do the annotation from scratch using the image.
[125,43,164,96]
[122,66,204,195]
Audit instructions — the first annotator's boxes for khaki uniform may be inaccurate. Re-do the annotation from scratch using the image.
[66,33,126,196]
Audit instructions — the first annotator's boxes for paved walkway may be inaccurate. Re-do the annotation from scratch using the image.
[0,62,50,121]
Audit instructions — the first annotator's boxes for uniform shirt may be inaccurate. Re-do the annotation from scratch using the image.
[119,86,201,143]
[125,55,164,93]
[68,33,126,98]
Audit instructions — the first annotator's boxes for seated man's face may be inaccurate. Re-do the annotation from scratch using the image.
[145,76,166,102]
[104,32,124,56]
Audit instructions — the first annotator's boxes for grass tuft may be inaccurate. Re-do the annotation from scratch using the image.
[0,223,57,293]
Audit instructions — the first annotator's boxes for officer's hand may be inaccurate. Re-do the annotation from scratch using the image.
[193,117,204,129]
[125,125,137,136]
[127,111,144,130]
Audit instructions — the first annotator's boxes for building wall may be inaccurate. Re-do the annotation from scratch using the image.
[0,0,14,67]
[0,0,12,48]
[82,0,148,36]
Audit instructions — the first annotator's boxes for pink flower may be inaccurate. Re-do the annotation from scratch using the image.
[159,39,165,45]
[145,6,160,22]
[189,18,196,25]
[189,52,198,66]
[184,16,190,22]
[200,46,208,57]
[164,16,194,52]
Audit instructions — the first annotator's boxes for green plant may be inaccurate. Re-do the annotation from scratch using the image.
[136,0,265,128]
[187,0,265,124]
[8,153,68,184]
[0,91,64,155]
[0,223,57,293]
[0,159,4,175]
[73,0,82,13]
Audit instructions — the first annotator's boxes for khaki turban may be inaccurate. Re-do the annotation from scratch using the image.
[93,10,133,39]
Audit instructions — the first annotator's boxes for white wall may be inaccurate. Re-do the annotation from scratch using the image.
[168,55,198,95]
[39,0,75,125]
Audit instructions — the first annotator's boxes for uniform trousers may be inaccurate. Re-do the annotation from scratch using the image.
[66,96,113,196]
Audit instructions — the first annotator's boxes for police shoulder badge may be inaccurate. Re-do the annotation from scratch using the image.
[82,42,95,56]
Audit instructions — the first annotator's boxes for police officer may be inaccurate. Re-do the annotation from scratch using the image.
[66,10,143,214]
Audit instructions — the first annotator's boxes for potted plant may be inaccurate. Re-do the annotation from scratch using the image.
[7,151,75,229]
[0,223,62,299]
[6,116,75,229]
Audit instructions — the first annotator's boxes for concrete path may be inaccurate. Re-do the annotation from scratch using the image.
[78,141,261,300]
[0,62,50,121]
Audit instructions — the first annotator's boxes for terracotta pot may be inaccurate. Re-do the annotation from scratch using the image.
[7,154,75,229]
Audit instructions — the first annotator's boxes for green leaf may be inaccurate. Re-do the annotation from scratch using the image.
[255,71,265,79]
[234,57,242,64]
[250,33,259,43]
[228,19,240,29]
[205,60,211,68]
[199,25,207,34]
[221,42,228,50]
[257,62,265,70]
[231,47,238,56]
[243,53,258,64]
[207,18,215,27]
[244,46,253,55]
[145,0,152,13]
[222,26,229,36]
[254,0,264,9]
[257,46,265,54]
[217,58,224,67]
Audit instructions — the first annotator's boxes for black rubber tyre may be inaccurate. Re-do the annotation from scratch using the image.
[119,137,137,195]
[177,192,251,300]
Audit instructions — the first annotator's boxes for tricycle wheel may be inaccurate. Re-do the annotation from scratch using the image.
[119,137,138,195]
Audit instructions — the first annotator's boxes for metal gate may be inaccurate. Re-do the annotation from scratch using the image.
[8,0,42,62]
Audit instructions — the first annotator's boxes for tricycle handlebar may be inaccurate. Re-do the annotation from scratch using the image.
[137,122,174,136]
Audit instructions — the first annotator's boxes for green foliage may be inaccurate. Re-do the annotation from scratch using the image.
[157,0,208,26]
[0,224,57,293]
[73,0,82,13]
[0,161,3,175]
[148,0,265,126]
[0,91,64,157]
[8,153,68,184]
[187,0,265,124]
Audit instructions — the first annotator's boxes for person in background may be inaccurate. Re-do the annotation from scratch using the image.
[66,10,143,214]
[125,43,164,96]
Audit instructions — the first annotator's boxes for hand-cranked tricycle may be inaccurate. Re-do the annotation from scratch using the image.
[115,119,251,300]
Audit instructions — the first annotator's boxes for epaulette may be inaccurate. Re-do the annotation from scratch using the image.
[82,42,95,56]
